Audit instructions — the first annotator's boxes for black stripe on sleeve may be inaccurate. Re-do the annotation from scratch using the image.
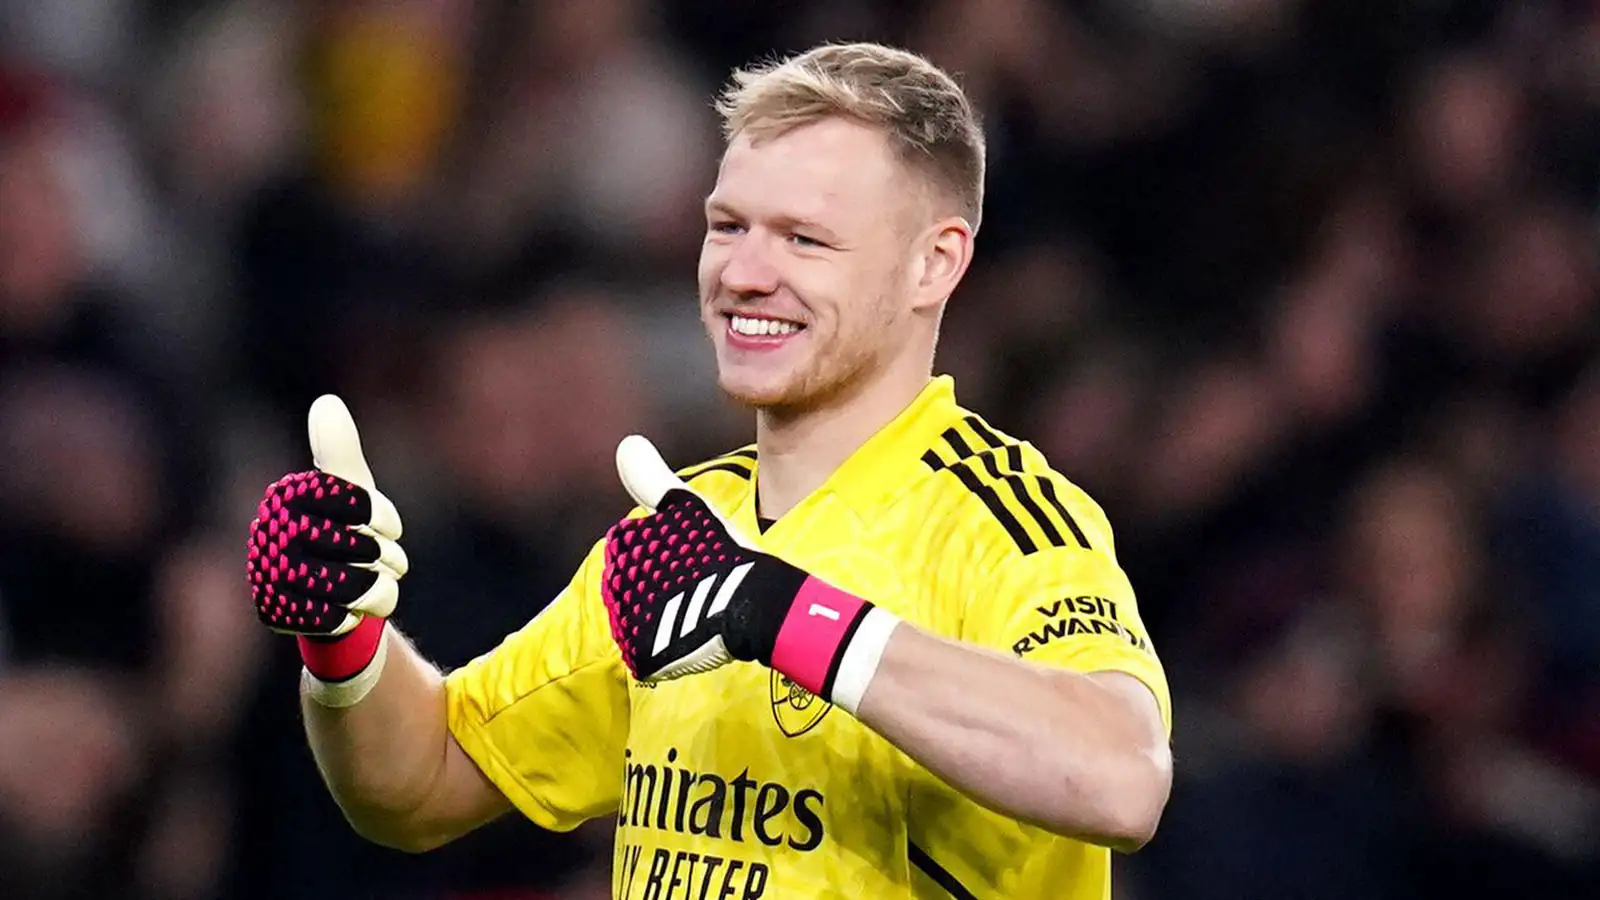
[683,461,755,481]
[679,447,758,480]
[680,449,757,482]
[924,422,1040,554]
[943,427,975,459]
[909,842,981,900]
[1035,477,1091,549]
[963,416,1007,450]
[978,453,1067,550]
[948,463,1037,554]
[924,417,1094,555]
[1003,443,1024,472]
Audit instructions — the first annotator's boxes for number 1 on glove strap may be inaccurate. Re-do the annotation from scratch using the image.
[771,579,900,715]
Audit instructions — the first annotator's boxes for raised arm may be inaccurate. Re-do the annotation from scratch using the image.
[249,397,631,853]
[299,624,509,851]
[247,396,508,850]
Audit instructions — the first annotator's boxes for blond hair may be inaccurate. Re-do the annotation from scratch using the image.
[715,42,986,231]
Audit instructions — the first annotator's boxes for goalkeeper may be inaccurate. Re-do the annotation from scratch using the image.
[248,42,1172,899]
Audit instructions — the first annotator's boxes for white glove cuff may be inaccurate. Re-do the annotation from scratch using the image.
[302,624,391,708]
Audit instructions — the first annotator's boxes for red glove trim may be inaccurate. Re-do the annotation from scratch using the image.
[297,615,386,682]
[769,578,871,698]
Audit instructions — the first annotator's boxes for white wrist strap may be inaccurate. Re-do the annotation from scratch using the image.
[302,625,391,708]
[831,607,900,716]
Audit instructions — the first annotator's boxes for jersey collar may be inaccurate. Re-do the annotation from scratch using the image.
[811,374,966,515]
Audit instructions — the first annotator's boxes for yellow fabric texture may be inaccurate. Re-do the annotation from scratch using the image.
[445,376,1170,899]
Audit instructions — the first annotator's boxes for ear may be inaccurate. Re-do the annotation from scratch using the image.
[911,216,975,313]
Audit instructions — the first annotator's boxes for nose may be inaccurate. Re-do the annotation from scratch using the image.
[718,230,780,298]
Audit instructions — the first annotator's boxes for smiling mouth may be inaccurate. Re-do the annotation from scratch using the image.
[725,313,806,338]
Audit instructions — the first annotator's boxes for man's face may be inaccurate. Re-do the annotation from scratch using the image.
[697,117,923,412]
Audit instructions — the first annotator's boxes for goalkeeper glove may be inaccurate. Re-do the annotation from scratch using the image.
[601,436,901,715]
[245,395,408,706]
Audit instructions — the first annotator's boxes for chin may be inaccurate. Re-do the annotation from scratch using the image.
[718,355,837,408]
[718,366,860,417]
[717,371,799,410]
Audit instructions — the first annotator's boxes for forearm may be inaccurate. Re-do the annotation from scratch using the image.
[599,453,1170,846]
[301,625,451,846]
[249,401,509,852]
[853,625,1169,850]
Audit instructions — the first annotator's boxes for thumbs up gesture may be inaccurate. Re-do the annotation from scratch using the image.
[603,436,899,715]
[246,396,408,641]
[602,435,767,682]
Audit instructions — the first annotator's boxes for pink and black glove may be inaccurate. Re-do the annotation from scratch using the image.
[601,436,900,715]
[246,395,407,706]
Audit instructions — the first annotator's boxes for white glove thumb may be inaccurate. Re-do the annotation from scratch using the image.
[307,394,407,577]
[309,394,375,487]
[616,434,689,512]
[616,435,757,548]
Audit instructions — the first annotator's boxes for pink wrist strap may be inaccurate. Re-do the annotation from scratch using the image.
[297,615,386,681]
[769,578,899,715]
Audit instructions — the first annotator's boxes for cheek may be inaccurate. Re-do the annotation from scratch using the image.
[845,267,904,333]
[696,248,719,300]
[815,300,885,369]
[808,268,878,332]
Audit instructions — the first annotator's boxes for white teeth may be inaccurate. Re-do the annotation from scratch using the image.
[730,315,801,337]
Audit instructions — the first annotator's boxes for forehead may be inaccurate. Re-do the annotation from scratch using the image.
[710,117,916,229]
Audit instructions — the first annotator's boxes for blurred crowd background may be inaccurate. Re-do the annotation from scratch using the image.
[1,0,1598,898]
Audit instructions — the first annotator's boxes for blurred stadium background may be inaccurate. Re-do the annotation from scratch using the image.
[1,0,1598,898]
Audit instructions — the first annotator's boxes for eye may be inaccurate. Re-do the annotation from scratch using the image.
[708,219,744,236]
[789,233,828,249]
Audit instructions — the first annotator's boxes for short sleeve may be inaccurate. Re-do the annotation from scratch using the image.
[444,538,630,830]
[962,546,1171,736]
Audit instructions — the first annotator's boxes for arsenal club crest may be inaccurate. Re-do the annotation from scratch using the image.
[770,670,831,737]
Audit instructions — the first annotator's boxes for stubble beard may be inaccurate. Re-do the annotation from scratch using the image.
[721,294,902,420]
[740,339,880,420]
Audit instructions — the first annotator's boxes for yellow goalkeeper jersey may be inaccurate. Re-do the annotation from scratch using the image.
[445,375,1170,900]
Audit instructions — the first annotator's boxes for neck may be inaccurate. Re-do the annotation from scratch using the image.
[754,362,931,520]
